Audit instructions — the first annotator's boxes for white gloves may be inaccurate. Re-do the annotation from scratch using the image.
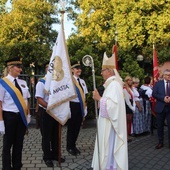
[0,120,5,135]
[84,106,88,117]
[27,114,31,124]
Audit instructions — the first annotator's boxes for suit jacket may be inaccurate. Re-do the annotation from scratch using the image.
[152,80,170,113]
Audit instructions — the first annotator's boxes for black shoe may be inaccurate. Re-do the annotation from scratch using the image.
[45,160,54,167]
[12,163,23,170]
[155,143,164,149]
[75,147,81,154]
[67,148,77,156]
[55,157,65,163]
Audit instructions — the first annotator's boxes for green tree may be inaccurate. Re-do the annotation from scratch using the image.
[66,0,170,117]
[0,0,59,74]
[68,0,170,78]
[67,34,104,118]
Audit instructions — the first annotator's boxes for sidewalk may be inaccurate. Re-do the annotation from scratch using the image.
[0,119,170,170]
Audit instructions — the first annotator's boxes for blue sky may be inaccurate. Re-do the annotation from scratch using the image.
[6,0,75,39]
[53,13,76,39]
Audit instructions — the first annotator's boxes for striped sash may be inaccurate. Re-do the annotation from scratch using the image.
[0,78,28,127]
[73,78,86,116]
[39,78,45,84]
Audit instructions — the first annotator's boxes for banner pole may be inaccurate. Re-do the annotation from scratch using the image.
[57,1,65,167]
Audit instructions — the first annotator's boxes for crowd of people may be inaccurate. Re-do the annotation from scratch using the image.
[35,61,88,167]
[0,56,169,170]
[0,57,89,169]
[124,75,153,141]
[123,70,170,152]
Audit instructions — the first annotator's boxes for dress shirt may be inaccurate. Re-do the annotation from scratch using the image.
[71,75,88,103]
[164,80,170,96]
[35,75,49,109]
[0,74,30,112]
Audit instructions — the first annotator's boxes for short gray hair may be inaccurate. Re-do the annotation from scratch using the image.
[163,69,170,74]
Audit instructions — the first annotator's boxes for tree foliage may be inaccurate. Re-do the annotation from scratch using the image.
[66,0,170,118]
[0,0,59,73]
[75,0,170,47]
[1,0,170,117]
[68,0,170,80]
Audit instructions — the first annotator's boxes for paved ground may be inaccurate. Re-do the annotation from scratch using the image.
[0,118,170,170]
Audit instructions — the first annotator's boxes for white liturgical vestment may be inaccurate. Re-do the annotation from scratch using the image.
[92,76,128,170]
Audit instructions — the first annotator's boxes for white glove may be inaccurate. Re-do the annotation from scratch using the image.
[0,120,5,135]
[84,106,88,117]
[27,114,31,124]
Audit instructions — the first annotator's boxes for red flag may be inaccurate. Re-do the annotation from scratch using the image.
[153,44,159,84]
[151,44,159,116]
[112,44,118,70]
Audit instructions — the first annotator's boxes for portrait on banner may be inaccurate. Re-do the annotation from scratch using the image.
[52,56,64,81]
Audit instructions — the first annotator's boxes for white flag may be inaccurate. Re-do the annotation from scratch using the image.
[44,23,76,125]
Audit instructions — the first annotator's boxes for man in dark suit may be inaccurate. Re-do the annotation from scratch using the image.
[152,69,170,149]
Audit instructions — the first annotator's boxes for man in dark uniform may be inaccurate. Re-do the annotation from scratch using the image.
[35,63,65,167]
[66,61,88,156]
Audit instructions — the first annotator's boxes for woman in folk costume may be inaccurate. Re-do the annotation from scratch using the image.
[132,77,144,135]
[123,76,136,142]
[0,57,31,170]
[92,52,128,170]
[139,76,152,133]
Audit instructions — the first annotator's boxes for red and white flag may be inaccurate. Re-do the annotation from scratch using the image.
[151,44,159,116]
[153,44,159,84]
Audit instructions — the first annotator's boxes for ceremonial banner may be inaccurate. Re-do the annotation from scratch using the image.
[44,23,77,125]
[151,44,159,116]
[112,44,118,70]
[153,44,159,84]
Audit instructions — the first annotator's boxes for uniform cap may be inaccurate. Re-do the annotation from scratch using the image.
[71,61,81,69]
[5,57,22,67]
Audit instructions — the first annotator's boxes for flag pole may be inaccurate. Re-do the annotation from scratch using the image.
[151,42,155,134]
[153,42,155,85]
[57,1,66,167]
[82,55,101,170]
[115,24,118,46]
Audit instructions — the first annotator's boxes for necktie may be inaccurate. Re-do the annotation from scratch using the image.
[166,81,169,96]
[14,79,23,95]
[77,78,83,92]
